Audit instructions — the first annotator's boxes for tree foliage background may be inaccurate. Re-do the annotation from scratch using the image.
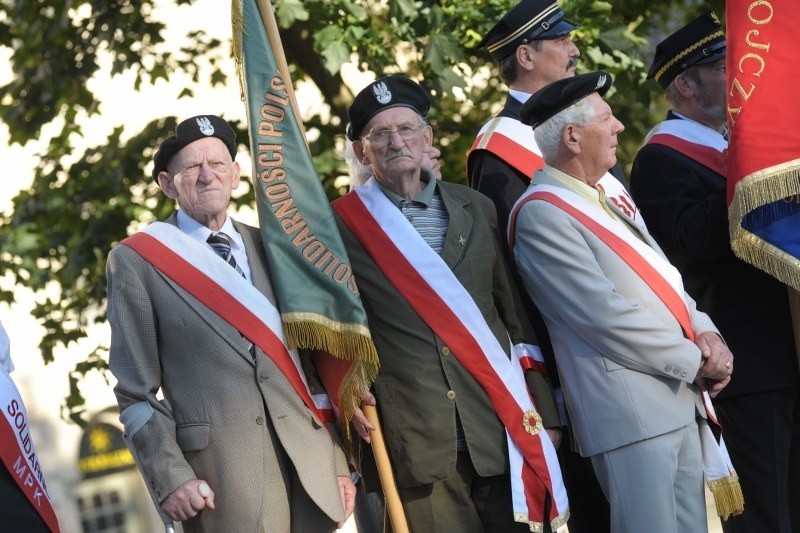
[0,0,723,424]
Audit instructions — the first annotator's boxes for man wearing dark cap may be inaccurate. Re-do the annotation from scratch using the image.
[469,0,581,240]
[106,115,355,531]
[509,71,741,531]
[631,11,800,532]
[333,75,568,532]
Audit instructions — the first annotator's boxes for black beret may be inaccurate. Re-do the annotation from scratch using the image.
[648,10,726,89]
[152,115,237,180]
[476,0,579,61]
[346,75,431,141]
[520,70,613,128]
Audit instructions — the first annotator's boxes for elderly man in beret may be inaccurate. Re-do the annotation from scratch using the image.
[631,13,800,532]
[106,115,355,532]
[509,72,739,531]
[332,75,568,532]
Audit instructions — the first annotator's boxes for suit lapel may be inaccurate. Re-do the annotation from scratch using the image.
[439,184,473,269]
[233,220,278,307]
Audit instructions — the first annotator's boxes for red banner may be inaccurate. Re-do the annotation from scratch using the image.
[727,0,800,289]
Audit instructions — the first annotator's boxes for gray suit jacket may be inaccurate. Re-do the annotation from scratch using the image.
[107,213,348,532]
[512,169,717,457]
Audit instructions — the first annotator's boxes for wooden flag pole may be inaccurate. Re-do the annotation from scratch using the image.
[362,404,409,533]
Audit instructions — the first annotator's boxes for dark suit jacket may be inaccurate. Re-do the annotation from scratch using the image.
[631,113,798,397]
[107,214,348,532]
[333,180,552,489]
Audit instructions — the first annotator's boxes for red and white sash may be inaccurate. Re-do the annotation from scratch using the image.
[471,116,546,179]
[1,370,60,532]
[644,118,728,176]
[510,184,742,516]
[333,180,568,531]
[121,223,334,425]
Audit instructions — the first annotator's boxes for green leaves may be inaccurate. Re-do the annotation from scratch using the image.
[275,0,309,27]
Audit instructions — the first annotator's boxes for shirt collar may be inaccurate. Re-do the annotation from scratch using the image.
[176,210,242,250]
[376,168,437,208]
[509,88,533,105]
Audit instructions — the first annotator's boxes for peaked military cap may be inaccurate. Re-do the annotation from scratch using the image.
[520,70,613,128]
[152,115,237,180]
[347,75,431,141]
[648,10,726,89]
[476,0,579,61]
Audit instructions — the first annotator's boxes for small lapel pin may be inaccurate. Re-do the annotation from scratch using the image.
[458,233,465,246]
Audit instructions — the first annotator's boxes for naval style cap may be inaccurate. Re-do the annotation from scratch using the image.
[152,115,237,180]
[347,75,431,141]
[648,10,726,89]
[520,70,613,128]
[476,0,579,61]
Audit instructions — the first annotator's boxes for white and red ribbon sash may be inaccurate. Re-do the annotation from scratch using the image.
[644,118,728,176]
[333,180,568,531]
[596,174,647,234]
[471,116,545,179]
[122,223,334,425]
[510,184,738,485]
[1,370,60,532]
[514,342,547,375]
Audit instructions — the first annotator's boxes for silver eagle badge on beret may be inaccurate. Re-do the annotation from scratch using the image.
[372,81,392,105]
[196,116,215,136]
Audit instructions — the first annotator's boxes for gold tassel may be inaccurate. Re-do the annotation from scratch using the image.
[707,475,745,520]
[231,0,246,101]
[282,317,381,446]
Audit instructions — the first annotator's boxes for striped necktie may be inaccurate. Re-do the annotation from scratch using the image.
[207,231,254,357]
[207,232,244,277]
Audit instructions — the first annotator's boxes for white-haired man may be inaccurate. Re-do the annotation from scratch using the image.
[510,72,740,531]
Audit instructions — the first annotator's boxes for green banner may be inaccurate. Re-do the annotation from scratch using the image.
[234,0,377,423]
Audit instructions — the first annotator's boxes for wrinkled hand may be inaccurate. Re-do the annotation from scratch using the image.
[695,331,733,381]
[546,428,562,450]
[161,479,215,522]
[694,331,733,398]
[352,391,376,443]
[336,475,357,528]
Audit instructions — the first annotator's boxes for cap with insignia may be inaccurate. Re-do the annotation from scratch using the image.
[476,0,579,61]
[648,10,726,89]
[152,115,237,180]
[520,70,613,128]
[347,75,431,141]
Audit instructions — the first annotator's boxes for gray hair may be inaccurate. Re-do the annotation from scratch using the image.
[341,140,373,189]
[533,96,597,161]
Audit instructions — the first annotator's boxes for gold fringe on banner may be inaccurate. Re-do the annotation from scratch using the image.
[707,475,745,520]
[283,313,380,441]
[729,159,800,291]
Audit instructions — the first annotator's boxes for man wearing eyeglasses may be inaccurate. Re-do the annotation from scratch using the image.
[332,75,567,533]
[106,115,355,532]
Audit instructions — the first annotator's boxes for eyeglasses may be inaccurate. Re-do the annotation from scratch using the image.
[362,123,425,146]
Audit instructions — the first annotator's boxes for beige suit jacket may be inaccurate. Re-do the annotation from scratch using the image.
[107,214,348,532]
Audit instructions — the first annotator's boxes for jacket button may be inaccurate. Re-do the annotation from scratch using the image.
[681,369,688,377]
[256,416,265,425]
[441,347,451,356]
[446,390,456,400]
[673,368,680,375]
[665,364,673,373]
